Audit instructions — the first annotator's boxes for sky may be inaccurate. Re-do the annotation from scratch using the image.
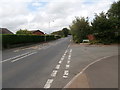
[0,0,118,34]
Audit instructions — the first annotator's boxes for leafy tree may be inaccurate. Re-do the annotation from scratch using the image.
[91,12,117,44]
[91,12,112,33]
[107,0,120,33]
[70,17,90,43]
[51,30,63,36]
[62,28,69,37]
[16,29,32,35]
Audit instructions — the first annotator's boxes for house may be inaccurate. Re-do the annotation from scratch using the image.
[0,28,13,34]
[30,30,45,35]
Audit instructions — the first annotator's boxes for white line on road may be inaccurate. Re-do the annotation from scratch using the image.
[65,50,68,54]
[63,70,69,78]
[11,52,37,63]
[67,60,70,64]
[13,50,19,52]
[1,52,31,63]
[51,70,58,77]
[64,55,114,88]
[58,60,62,64]
[44,79,54,89]
[68,45,70,48]
[65,65,70,69]
[70,49,72,53]
[61,57,64,61]
[55,65,60,70]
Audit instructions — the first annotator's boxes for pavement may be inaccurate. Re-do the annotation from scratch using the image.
[65,44,118,88]
[1,37,118,89]
[65,55,118,88]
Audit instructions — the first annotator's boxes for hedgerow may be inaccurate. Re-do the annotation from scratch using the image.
[2,34,60,48]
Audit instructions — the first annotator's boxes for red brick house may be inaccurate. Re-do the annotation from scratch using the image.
[30,30,45,35]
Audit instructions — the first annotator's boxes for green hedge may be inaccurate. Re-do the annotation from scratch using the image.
[94,32,119,44]
[2,34,60,48]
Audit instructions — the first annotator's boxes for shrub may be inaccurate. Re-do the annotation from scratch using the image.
[2,34,58,48]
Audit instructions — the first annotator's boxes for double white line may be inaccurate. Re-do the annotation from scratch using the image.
[1,51,37,63]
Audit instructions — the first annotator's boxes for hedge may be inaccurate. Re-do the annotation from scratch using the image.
[1,34,61,48]
[94,32,120,44]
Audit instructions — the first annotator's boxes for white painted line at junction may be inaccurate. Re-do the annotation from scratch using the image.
[65,50,68,54]
[65,65,70,69]
[64,55,114,88]
[44,79,54,89]
[61,57,64,61]
[1,52,31,63]
[55,65,60,70]
[68,44,70,48]
[51,70,58,77]
[63,70,69,78]
[70,49,72,53]
[67,61,70,64]
[11,52,37,63]
[58,60,62,64]
[13,50,19,52]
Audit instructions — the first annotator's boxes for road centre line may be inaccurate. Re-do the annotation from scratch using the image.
[11,52,37,63]
[64,55,113,88]
[51,70,58,77]
[63,70,69,78]
[1,52,32,63]
[67,61,70,64]
[44,79,54,89]
[55,65,60,70]
[65,65,70,69]
[58,60,62,64]
[70,49,72,53]
[44,45,70,88]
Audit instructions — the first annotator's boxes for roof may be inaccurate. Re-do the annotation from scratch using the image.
[0,28,13,34]
[30,30,44,34]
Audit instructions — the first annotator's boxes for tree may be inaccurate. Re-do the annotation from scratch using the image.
[91,12,112,33]
[70,17,90,43]
[51,30,63,36]
[107,1,120,32]
[16,29,32,35]
[62,28,69,37]
[91,12,116,44]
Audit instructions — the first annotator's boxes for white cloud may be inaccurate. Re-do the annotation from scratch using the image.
[0,0,118,33]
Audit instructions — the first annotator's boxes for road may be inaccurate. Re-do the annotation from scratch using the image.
[2,37,72,88]
[2,37,118,88]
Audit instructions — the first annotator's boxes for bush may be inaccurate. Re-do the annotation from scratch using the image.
[2,34,58,48]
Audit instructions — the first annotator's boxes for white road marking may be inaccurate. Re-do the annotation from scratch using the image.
[68,45,70,48]
[70,49,72,53]
[67,61,70,64]
[65,50,68,54]
[68,57,71,60]
[13,50,19,52]
[64,53,66,56]
[11,52,37,63]
[64,55,114,88]
[1,52,31,63]
[63,70,69,78]
[58,60,62,64]
[55,65,60,70]
[61,57,64,61]
[65,65,70,69]
[44,79,54,89]
[51,70,58,77]
[68,55,71,58]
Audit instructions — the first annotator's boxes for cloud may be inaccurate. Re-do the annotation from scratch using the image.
[0,0,117,33]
